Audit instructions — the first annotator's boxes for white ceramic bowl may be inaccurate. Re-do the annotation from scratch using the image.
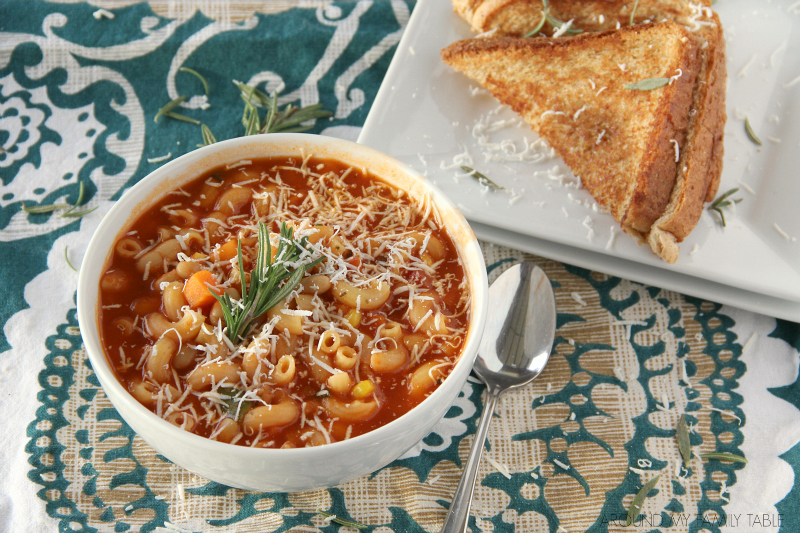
[77,133,488,492]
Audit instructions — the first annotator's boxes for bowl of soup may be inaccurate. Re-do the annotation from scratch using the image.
[76,133,488,491]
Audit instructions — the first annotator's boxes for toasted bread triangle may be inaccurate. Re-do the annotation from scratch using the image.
[441,22,704,260]
[453,0,716,38]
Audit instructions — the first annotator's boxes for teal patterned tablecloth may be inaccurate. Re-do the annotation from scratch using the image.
[2,1,799,532]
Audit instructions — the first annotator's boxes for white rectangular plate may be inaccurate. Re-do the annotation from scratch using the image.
[358,0,800,322]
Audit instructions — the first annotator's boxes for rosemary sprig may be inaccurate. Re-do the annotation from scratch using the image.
[744,116,762,146]
[212,221,323,343]
[179,67,209,95]
[317,510,367,530]
[461,165,505,190]
[626,474,661,526]
[700,452,748,464]
[709,187,742,227]
[677,414,692,465]
[234,81,333,134]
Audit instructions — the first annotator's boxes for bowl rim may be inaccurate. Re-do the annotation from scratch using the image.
[77,132,488,459]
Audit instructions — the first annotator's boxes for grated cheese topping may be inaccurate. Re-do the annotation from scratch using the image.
[98,155,471,449]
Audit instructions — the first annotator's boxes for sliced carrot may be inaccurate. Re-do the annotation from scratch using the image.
[212,240,239,262]
[183,269,221,308]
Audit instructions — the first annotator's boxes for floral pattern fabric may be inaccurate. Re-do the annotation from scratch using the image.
[2,2,799,532]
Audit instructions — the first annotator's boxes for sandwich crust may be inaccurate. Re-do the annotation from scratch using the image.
[454,0,714,36]
[648,16,726,262]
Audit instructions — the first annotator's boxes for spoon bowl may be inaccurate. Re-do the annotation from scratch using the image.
[475,262,556,392]
[441,261,556,533]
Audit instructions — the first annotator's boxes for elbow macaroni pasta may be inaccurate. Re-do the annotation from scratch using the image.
[98,155,470,448]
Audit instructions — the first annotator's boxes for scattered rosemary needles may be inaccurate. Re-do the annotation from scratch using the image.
[200,123,217,146]
[21,181,97,219]
[234,82,333,135]
[154,95,200,125]
[525,0,583,37]
[744,116,762,146]
[179,67,209,95]
[627,474,661,526]
[461,165,505,190]
[65,246,77,272]
[709,187,742,227]
[155,70,333,146]
[700,452,748,464]
[677,414,692,464]
[211,221,322,344]
[675,413,747,470]
[316,511,367,530]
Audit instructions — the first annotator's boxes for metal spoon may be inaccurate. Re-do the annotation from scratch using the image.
[441,261,556,533]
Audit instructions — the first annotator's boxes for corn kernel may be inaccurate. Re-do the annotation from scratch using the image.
[352,379,374,399]
[346,309,362,328]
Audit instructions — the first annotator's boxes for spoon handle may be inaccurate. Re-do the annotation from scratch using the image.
[440,389,501,533]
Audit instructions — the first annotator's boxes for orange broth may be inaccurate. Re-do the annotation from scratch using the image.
[98,155,470,448]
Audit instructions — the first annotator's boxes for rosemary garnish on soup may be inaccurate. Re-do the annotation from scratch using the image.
[211,221,322,343]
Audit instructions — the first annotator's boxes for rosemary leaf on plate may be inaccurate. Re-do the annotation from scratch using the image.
[461,165,505,190]
[709,187,742,227]
[744,116,762,146]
